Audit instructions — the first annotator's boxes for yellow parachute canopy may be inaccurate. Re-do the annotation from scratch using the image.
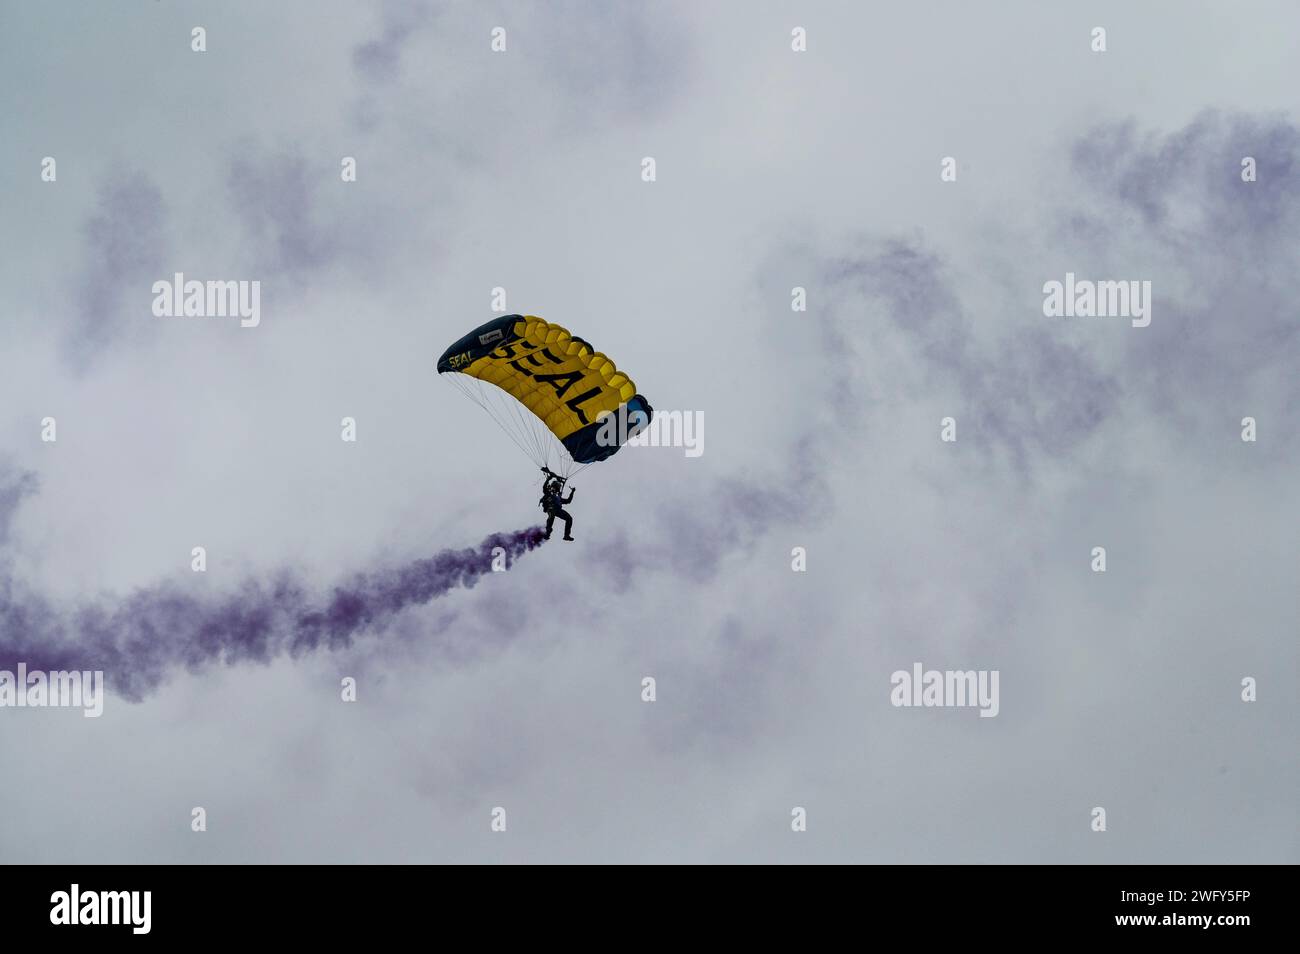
[438,315,652,477]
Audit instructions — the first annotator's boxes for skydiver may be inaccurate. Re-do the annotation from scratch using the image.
[539,473,576,541]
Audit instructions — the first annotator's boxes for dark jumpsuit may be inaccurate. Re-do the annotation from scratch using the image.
[541,486,575,539]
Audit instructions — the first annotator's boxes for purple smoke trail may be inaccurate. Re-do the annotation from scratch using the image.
[0,527,548,701]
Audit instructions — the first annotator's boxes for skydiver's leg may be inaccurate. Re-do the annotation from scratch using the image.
[558,509,574,541]
[544,513,556,538]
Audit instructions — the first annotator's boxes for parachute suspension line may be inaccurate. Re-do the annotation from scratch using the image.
[482,376,537,462]
[444,372,582,478]
[451,377,527,463]
[490,383,544,467]
[498,377,578,478]
[446,375,537,466]
[496,378,547,466]
[494,377,554,470]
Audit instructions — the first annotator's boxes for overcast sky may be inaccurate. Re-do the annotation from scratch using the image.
[1,1,1295,863]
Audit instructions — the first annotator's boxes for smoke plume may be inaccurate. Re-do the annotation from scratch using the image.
[0,527,547,701]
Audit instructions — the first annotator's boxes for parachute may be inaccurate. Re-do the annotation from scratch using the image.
[437,315,653,479]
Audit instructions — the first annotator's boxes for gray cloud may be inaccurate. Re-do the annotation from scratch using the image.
[1067,111,1300,429]
[1070,111,1300,240]
[0,466,38,547]
[351,0,436,84]
[64,173,167,370]
[819,108,1300,475]
[226,150,346,280]
[532,2,695,129]
[3,2,1296,864]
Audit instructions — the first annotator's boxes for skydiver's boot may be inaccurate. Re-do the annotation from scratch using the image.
[563,533,575,541]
